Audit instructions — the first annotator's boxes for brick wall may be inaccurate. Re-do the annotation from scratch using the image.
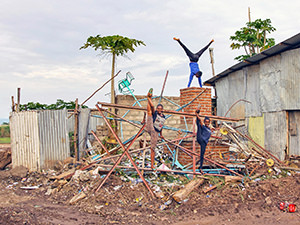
[115,94,182,148]
[177,87,229,166]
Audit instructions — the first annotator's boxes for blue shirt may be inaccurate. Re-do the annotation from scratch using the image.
[196,118,211,144]
[189,62,200,75]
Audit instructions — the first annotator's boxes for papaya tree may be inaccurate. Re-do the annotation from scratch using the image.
[230,18,276,61]
[80,35,145,104]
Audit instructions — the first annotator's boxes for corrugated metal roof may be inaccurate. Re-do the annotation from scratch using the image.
[204,33,300,86]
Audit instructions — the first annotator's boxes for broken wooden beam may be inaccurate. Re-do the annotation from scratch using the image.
[173,178,205,203]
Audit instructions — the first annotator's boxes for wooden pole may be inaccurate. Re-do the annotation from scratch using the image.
[111,53,116,106]
[17,87,20,112]
[81,70,121,106]
[209,48,215,76]
[11,96,15,112]
[74,98,79,161]
[245,134,283,164]
[97,102,240,122]
[248,7,251,23]
[159,70,169,103]
[192,117,196,178]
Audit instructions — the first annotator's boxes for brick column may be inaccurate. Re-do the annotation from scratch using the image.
[177,87,229,165]
[180,87,212,126]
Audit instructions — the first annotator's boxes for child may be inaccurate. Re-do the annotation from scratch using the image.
[145,88,165,169]
[174,37,214,87]
[195,106,213,172]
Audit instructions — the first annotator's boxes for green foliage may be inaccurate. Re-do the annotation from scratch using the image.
[19,99,88,111]
[230,18,276,61]
[80,35,145,57]
[0,125,10,138]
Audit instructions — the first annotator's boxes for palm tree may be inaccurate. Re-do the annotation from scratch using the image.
[80,35,145,104]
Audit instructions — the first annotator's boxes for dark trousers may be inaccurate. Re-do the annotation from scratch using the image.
[198,140,207,170]
[177,40,212,62]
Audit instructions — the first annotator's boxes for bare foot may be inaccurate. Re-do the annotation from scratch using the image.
[173,37,180,41]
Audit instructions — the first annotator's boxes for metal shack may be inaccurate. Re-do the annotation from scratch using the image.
[204,33,300,160]
[10,110,70,171]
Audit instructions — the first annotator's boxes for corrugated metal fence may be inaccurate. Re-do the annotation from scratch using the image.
[10,110,70,171]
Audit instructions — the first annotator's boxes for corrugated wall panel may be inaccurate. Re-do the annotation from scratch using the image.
[10,111,40,171]
[78,108,91,155]
[259,55,282,112]
[39,110,70,169]
[67,111,103,133]
[216,70,245,119]
[288,110,300,156]
[245,65,262,117]
[281,49,300,110]
[264,111,287,160]
[89,116,104,132]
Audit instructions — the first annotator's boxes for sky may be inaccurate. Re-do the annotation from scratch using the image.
[0,0,299,119]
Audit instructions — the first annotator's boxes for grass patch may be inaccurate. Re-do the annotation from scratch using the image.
[0,137,10,144]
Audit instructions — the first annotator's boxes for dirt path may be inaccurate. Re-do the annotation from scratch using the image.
[0,164,299,225]
[0,180,299,225]
[0,187,101,225]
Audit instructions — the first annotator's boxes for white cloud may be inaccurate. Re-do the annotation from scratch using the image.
[0,0,300,118]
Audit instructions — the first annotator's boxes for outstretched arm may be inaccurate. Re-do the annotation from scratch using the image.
[147,89,155,116]
[195,39,214,58]
[195,107,203,127]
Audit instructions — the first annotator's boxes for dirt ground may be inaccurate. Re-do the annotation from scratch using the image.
[0,165,299,225]
[0,143,299,225]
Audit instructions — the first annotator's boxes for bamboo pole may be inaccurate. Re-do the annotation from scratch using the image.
[99,107,141,129]
[17,87,20,112]
[97,134,195,161]
[159,70,169,103]
[163,138,243,177]
[95,106,154,197]
[81,70,121,106]
[209,48,215,76]
[74,98,79,161]
[11,96,15,112]
[95,164,231,177]
[97,102,240,122]
[245,134,283,164]
[90,130,115,163]
[192,117,196,178]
